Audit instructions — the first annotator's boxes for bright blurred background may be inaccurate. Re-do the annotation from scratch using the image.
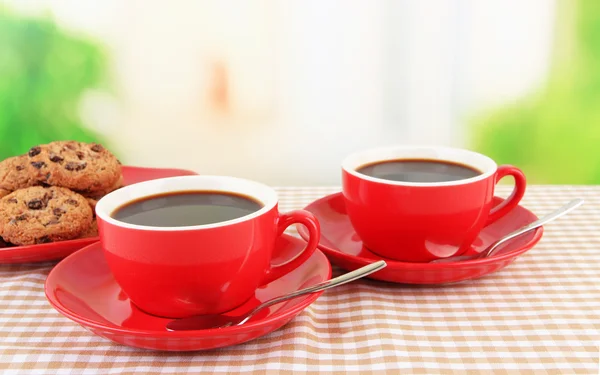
[0,0,596,185]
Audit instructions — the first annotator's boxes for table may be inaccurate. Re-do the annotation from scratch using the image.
[0,185,599,374]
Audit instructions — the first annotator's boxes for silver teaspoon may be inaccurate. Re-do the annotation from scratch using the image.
[166,260,387,331]
[431,198,584,263]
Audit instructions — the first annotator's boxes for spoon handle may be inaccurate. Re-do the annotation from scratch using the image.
[239,260,387,325]
[481,198,584,259]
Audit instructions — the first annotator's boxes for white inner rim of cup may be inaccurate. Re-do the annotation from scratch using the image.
[95,175,278,231]
[342,145,498,187]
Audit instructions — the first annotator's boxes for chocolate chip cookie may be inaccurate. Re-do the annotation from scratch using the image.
[78,218,98,238]
[27,141,121,194]
[85,197,99,215]
[0,155,38,193]
[83,174,123,213]
[0,189,10,199]
[80,173,124,199]
[0,186,93,245]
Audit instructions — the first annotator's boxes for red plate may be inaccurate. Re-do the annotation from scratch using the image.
[297,192,544,285]
[0,166,198,264]
[45,235,332,351]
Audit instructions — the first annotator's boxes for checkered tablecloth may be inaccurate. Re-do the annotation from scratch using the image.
[0,185,599,374]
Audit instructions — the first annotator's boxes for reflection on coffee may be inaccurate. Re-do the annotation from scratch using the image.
[112,191,263,227]
[356,159,481,183]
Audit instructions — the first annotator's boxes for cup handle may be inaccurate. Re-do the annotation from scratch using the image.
[486,165,527,225]
[262,210,321,284]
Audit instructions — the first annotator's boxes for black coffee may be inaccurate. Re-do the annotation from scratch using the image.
[356,159,481,183]
[112,191,263,227]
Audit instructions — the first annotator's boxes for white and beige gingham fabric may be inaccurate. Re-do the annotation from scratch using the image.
[0,185,599,374]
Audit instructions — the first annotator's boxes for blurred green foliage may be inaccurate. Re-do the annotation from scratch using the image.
[470,0,600,184]
[0,7,107,160]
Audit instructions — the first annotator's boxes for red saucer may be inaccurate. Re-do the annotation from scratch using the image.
[45,235,332,351]
[297,192,543,285]
[0,166,198,264]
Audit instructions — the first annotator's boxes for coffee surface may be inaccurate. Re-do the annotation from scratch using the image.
[112,191,263,227]
[356,159,481,183]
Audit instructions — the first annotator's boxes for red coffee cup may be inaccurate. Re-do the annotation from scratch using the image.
[95,175,320,318]
[342,145,526,262]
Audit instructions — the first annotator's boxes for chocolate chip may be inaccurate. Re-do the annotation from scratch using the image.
[53,208,65,216]
[76,151,85,160]
[49,153,64,163]
[65,162,86,171]
[7,198,17,204]
[42,191,53,204]
[65,143,76,150]
[65,199,79,206]
[35,236,52,244]
[15,165,25,171]
[15,214,28,221]
[30,161,46,169]
[90,144,103,152]
[44,217,60,226]
[9,214,27,225]
[27,199,44,210]
[28,146,41,157]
